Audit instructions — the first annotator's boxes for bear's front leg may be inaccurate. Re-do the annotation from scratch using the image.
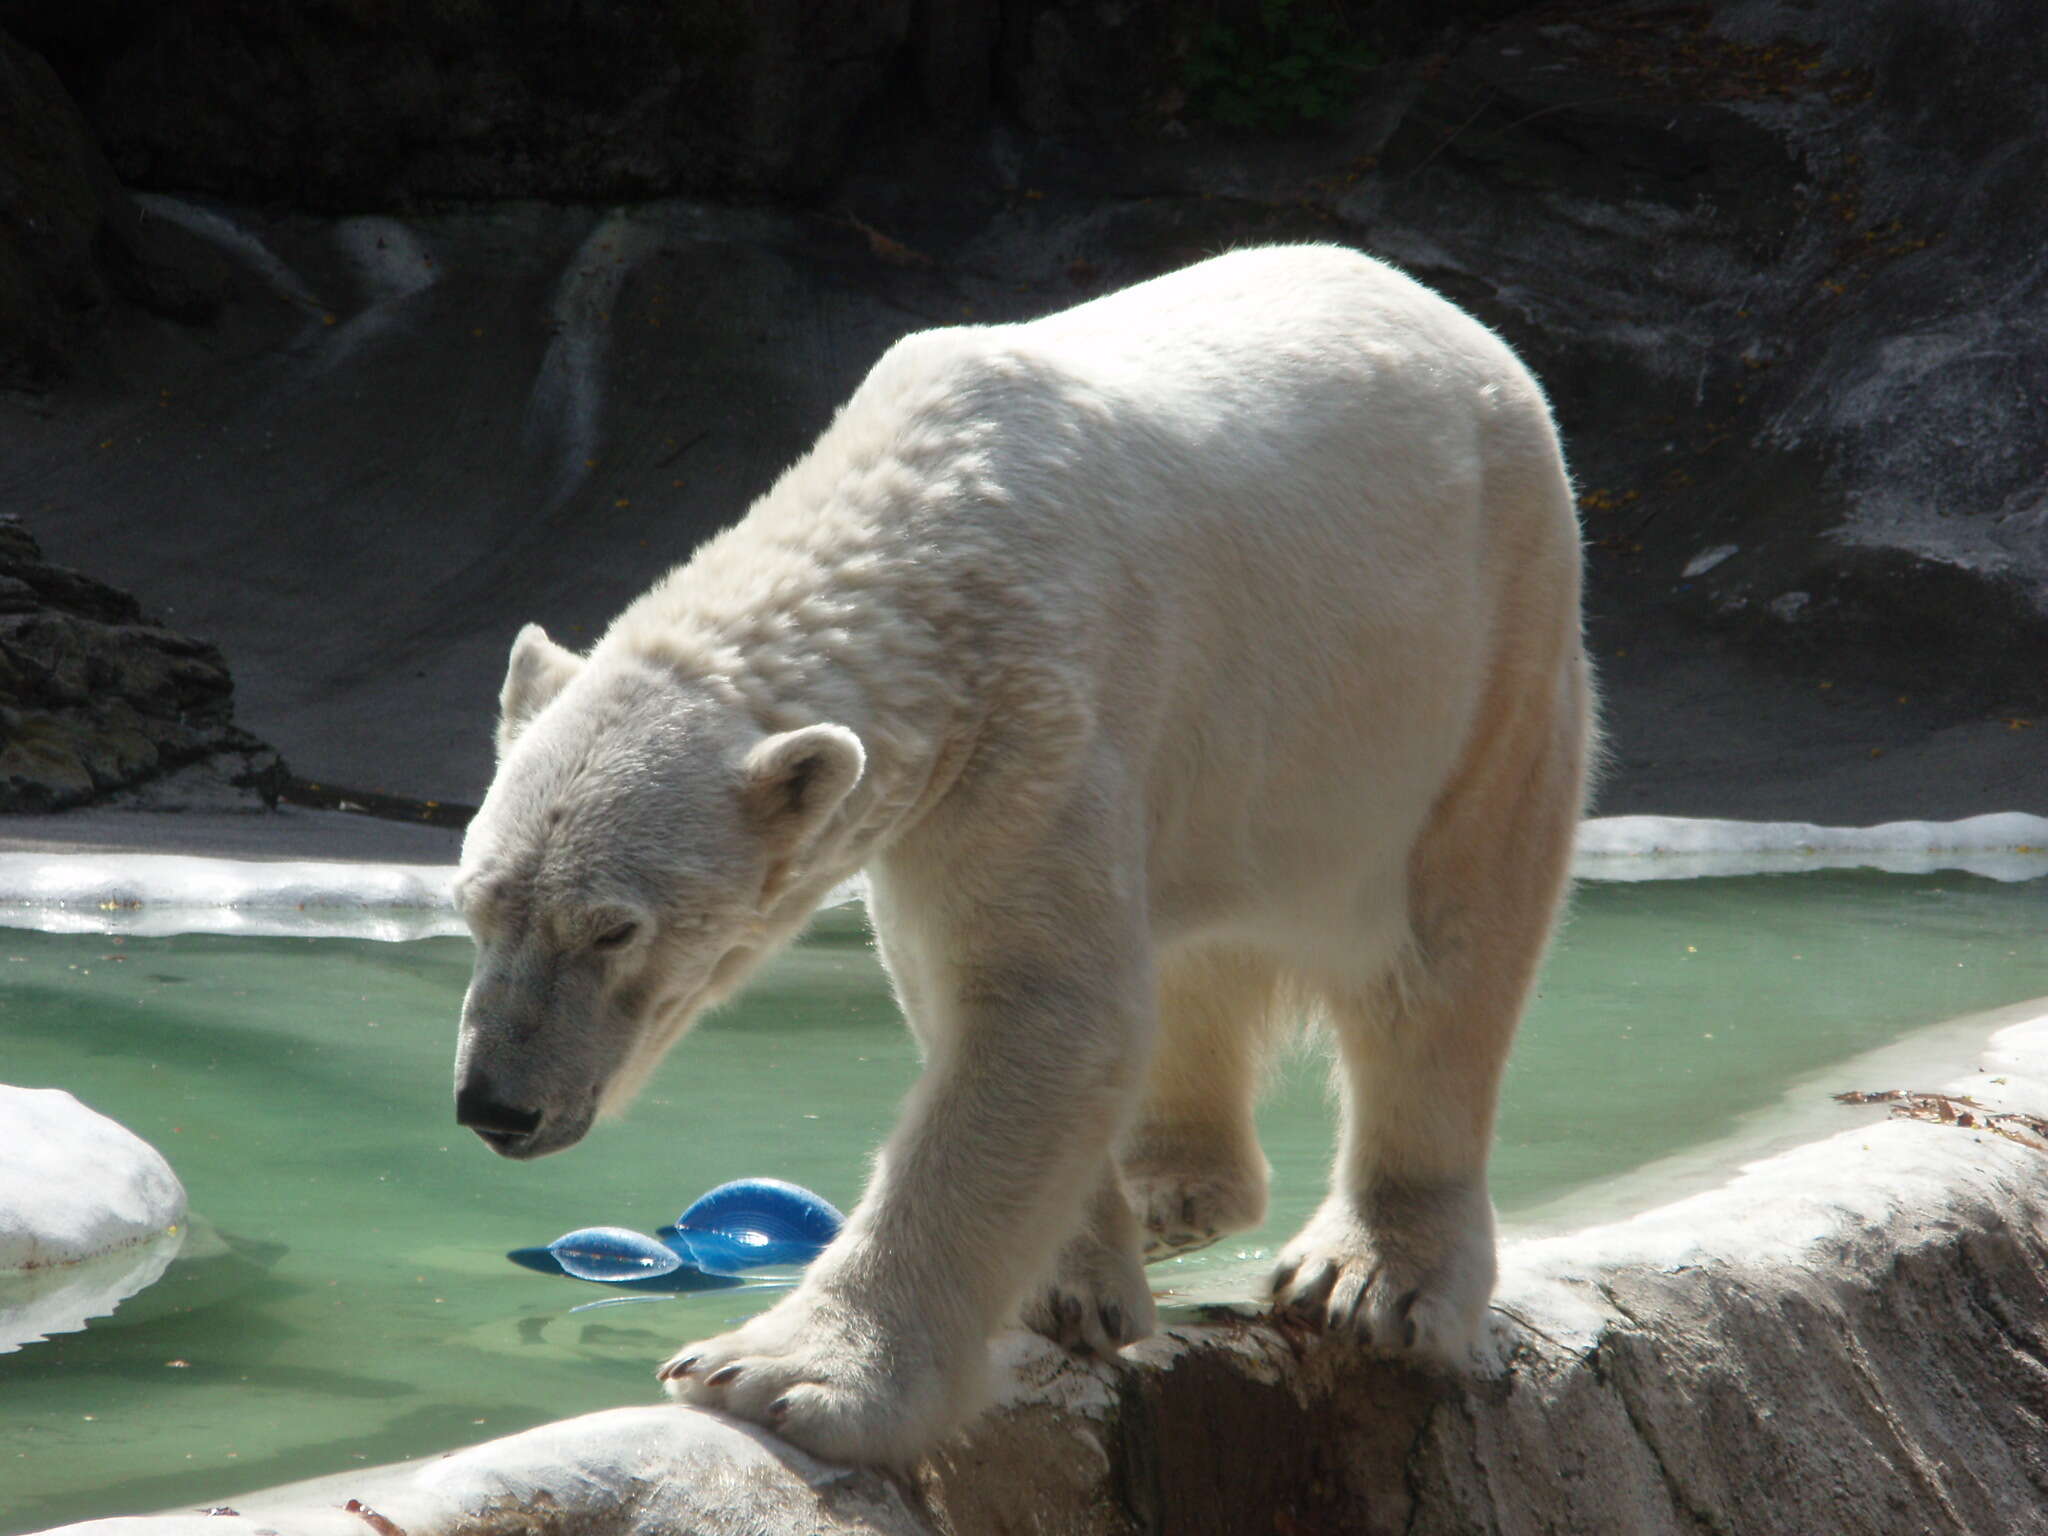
[658,1264,959,1466]
[662,881,1154,1465]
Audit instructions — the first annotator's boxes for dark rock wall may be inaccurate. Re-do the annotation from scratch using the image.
[2,0,2044,805]
[1339,0,2048,710]
[0,1,917,208]
[0,4,1547,209]
[0,518,278,811]
[0,27,231,390]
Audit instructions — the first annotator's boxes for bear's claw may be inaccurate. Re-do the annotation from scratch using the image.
[1267,1186,1493,1365]
[1027,1286,1143,1356]
[658,1286,959,1466]
[656,1353,697,1381]
[1023,1208,1156,1357]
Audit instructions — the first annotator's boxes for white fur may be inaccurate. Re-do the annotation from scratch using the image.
[453,245,1593,1465]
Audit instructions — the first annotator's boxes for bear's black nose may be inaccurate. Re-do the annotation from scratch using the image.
[455,1081,543,1139]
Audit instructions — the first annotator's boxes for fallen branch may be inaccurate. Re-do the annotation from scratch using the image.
[1835,1089,2048,1151]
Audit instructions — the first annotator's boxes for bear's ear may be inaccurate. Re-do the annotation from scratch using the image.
[497,623,583,753]
[740,724,865,855]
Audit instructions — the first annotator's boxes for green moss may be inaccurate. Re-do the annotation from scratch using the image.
[1183,0,1378,131]
[664,2,751,63]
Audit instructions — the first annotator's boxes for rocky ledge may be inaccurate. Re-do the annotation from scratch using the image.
[0,518,280,812]
[42,1003,2048,1535]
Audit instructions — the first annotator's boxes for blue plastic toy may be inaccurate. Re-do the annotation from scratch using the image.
[507,1178,845,1292]
[660,1177,847,1275]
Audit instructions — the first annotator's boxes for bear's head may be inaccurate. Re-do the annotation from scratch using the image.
[450,623,864,1159]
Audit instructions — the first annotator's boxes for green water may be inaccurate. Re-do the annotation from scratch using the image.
[4,873,2047,1530]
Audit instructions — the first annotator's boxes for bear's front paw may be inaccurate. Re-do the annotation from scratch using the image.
[657,1284,974,1466]
[1267,1183,1495,1366]
[1022,1221,1155,1356]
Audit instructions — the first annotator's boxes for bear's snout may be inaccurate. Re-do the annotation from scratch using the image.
[455,1077,545,1156]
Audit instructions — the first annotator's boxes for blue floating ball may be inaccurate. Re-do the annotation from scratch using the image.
[544,1228,679,1286]
[663,1178,845,1276]
[546,1225,682,1282]
[507,1230,744,1292]
[508,1244,574,1277]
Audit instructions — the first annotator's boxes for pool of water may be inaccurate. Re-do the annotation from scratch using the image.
[4,871,2046,1531]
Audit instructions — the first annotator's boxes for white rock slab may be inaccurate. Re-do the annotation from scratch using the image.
[3,813,2044,939]
[0,1085,187,1272]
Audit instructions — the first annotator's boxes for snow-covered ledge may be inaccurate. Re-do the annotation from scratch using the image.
[1577,810,2048,882]
[2,1087,188,1356]
[2,814,2046,938]
[38,1003,2048,1534]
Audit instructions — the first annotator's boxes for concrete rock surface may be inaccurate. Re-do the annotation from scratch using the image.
[42,1407,928,1536]
[35,1007,2048,1535]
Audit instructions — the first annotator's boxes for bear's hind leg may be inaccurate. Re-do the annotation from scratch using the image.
[1268,950,1525,1363]
[1120,943,1278,1258]
[1269,675,1587,1365]
[1267,971,1506,1366]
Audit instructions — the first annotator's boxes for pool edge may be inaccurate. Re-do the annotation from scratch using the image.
[29,1002,2048,1535]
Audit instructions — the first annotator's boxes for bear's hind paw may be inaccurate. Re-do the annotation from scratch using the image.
[1267,1185,1494,1366]
[1124,1163,1268,1260]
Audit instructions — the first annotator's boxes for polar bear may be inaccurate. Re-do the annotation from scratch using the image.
[451,244,1592,1466]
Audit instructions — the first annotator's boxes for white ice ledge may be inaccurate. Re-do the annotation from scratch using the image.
[0,854,869,939]
[0,855,463,939]
[1575,810,2048,881]
[0,816,2042,939]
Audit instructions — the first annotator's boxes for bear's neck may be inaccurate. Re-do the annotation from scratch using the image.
[612,573,980,886]
[744,662,975,892]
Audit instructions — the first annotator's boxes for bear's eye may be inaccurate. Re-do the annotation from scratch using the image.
[592,920,640,952]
